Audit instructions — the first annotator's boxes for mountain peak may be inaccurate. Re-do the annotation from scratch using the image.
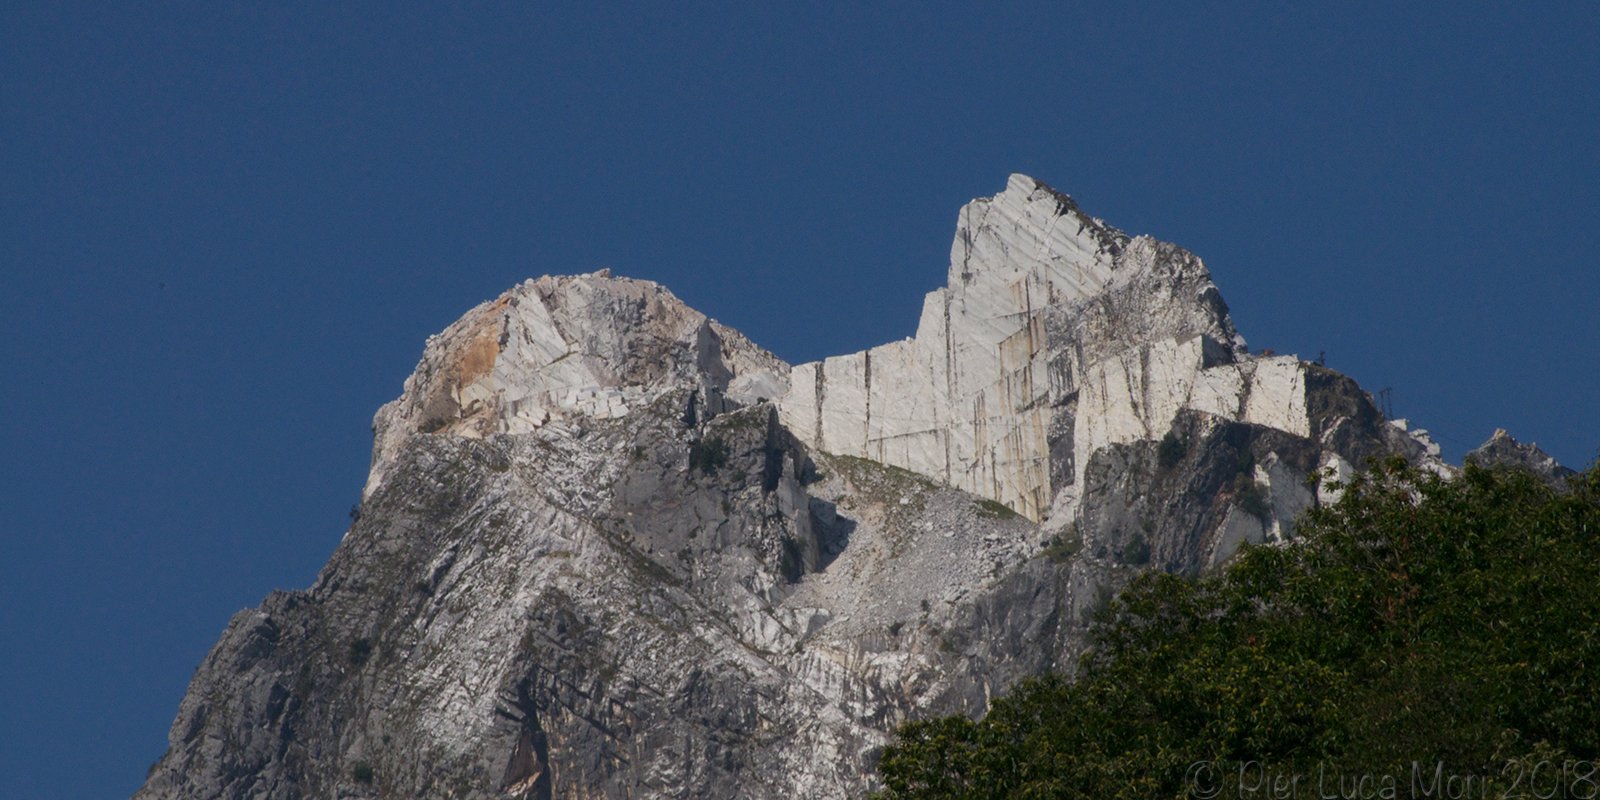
[948,174,1130,301]
[781,175,1258,521]
[142,175,1476,800]
[364,271,787,497]
[1466,428,1575,486]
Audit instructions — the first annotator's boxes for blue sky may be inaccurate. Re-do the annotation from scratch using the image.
[3,3,1596,796]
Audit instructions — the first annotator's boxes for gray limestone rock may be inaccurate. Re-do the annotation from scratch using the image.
[1466,428,1576,487]
[140,176,1459,800]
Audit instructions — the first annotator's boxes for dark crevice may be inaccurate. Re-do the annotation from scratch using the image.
[500,678,553,800]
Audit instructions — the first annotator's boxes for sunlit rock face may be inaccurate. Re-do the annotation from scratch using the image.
[140,176,1465,800]
[365,271,789,498]
[781,174,1343,525]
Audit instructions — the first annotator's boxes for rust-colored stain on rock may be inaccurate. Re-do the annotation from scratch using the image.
[454,297,509,387]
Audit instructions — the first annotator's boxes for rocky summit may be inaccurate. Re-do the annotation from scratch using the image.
[138,175,1537,799]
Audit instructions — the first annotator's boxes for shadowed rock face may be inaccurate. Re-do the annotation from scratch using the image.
[140,176,1471,800]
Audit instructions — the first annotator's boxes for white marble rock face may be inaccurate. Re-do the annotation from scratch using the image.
[364,270,789,498]
[779,174,1319,523]
[364,174,1442,527]
[366,175,1412,525]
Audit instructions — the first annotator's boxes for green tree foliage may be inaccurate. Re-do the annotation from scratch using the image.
[689,435,730,475]
[347,637,373,667]
[876,459,1600,799]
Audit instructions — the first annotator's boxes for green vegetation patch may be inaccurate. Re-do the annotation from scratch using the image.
[1042,527,1082,563]
[827,454,939,491]
[973,497,1019,520]
[876,460,1600,799]
[708,405,771,433]
[1121,532,1151,565]
[688,435,730,475]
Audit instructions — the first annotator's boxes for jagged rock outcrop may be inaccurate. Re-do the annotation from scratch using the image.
[1467,428,1577,487]
[366,271,788,497]
[140,176,1458,800]
[779,174,1418,527]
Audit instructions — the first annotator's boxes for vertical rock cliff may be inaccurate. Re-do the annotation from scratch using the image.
[140,176,1461,799]
[780,174,1434,530]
